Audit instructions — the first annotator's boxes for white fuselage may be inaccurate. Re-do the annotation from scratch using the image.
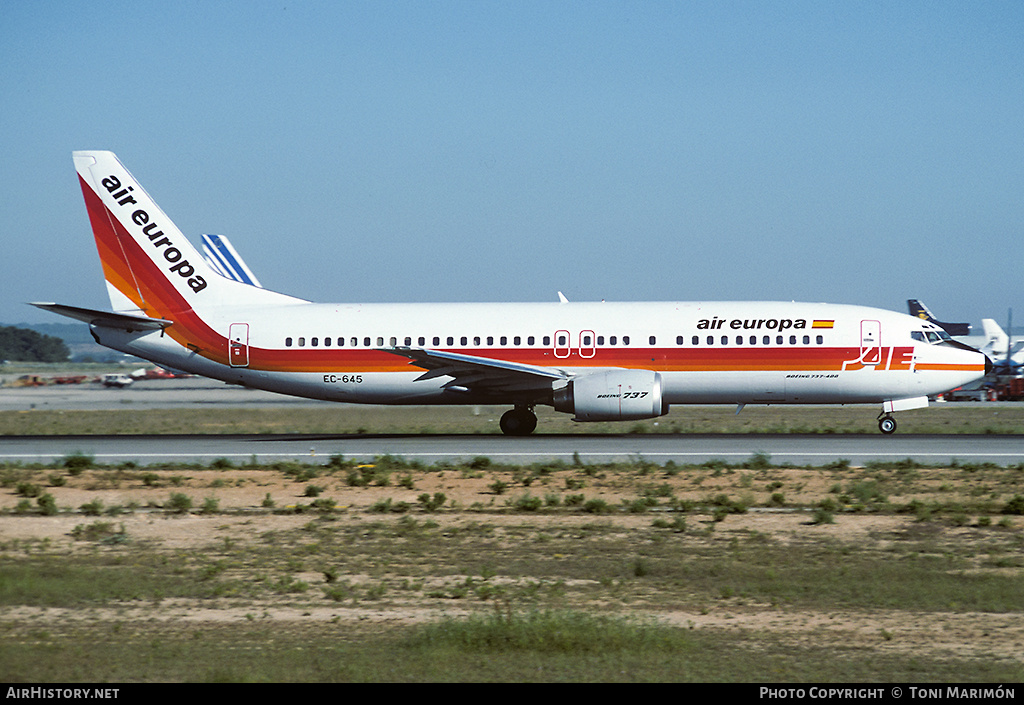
[91,299,986,408]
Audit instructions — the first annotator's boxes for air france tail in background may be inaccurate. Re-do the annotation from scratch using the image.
[202,234,263,288]
[33,151,991,434]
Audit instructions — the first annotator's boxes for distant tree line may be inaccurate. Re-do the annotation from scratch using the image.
[0,325,70,362]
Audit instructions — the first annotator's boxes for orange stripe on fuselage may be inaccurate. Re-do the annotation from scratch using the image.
[244,346,916,375]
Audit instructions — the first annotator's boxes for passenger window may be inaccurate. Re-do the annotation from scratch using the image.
[500,336,508,346]
[363,337,371,347]
[461,336,468,346]
[298,337,306,347]
[447,336,454,346]
[528,336,535,345]
[610,336,617,345]
[816,335,823,344]
[487,336,493,346]
[514,336,521,345]
[597,336,604,345]
[433,336,440,346]
[776,335,783,345]
[789,335,797,345]
[558,334,567,346]
[649,336,656,345]
[418,337,425,346]
[721,336,728,345]
[543,336,550,346]
[803,335,810,345]
[473,336,480,346]
[763,336,770,345]
[692,336,699,345]
[285,337,293,347]
[676,335,684,345]
[707,336,714,345]
[377,337,384,346]
[749,336,756,345]
[623,336,630,345]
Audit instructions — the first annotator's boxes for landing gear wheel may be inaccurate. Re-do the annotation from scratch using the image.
[878,415,897,435]
[500,408,537,436]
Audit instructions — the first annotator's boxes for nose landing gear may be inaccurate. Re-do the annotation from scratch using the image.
[878,412,897,435]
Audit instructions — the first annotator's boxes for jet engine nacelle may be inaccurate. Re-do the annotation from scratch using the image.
[553,369,668,421]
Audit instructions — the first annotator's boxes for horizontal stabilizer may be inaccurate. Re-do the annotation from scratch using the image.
[29,303,172,331]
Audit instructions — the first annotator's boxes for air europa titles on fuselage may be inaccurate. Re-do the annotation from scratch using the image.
[99,174,207,293]
[696,316,808,331]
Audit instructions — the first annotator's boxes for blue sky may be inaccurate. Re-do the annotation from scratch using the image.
[2,1,1022,330]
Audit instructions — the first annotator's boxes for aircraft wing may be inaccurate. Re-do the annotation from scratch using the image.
[29,303,172,331]
[381,347,568,396]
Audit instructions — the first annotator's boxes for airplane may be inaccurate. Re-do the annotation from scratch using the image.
[32,151,991,435]
[907,300,971,337]
[201,234,264,288]
[978,316,1024,376]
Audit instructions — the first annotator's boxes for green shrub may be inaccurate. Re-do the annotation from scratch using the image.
[80,499,104,516]
[37,493,57,516]
[166,493,192,514]
[810,507,835,525]
[1002,495,1024,515]
[514,493,542,512]
[418,492,446,512]
[62,452,94,475]
[583,498,612,514]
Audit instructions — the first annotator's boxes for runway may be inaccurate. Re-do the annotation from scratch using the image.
[3,375,1024,466]
[3,432,1024,467]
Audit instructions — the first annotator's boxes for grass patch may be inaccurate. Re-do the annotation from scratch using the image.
[405,609,690,654]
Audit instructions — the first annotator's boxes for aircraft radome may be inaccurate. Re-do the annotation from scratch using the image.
[33,151,991,435]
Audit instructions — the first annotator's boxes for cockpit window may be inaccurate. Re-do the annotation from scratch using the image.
[914,328,955,345]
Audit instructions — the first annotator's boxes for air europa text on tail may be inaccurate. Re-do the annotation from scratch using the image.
[100,174,207,293]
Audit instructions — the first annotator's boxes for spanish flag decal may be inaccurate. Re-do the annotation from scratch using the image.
[812,320,835,329]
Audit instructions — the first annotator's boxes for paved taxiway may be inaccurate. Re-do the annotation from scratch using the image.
[3,375,1024,466]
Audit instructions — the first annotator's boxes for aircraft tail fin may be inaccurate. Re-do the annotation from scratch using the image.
[202,234,264,288]
[981,318,1008,355]
[906,299,971,337]
[907,299,934,321]
[73,151,302,320]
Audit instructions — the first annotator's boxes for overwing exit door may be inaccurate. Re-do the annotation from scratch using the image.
[229,323,249,367]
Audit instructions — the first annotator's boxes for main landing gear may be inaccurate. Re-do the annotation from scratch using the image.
[878,412,897,435]
[500,406,537,436]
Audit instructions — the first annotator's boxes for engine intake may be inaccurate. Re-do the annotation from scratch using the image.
[553,369,668,421]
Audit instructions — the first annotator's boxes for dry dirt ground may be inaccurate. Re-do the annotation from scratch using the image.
[2,463,1024,666]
